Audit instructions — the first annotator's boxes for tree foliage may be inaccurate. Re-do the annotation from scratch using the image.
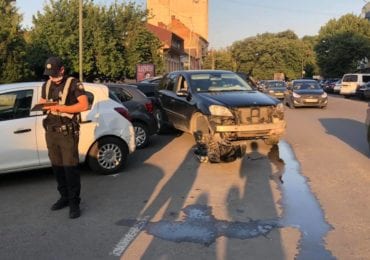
[315,14,370,77]
[202,48,235,71]
[27,0,163,81]
[229,30,315,80]
[0,0,31,83]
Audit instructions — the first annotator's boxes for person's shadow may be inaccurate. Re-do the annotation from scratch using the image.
[319,118,369,157]
[224,141,286,260]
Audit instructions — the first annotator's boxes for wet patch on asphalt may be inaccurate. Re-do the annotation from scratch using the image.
[116,204,281,246]
[277,141,335,259]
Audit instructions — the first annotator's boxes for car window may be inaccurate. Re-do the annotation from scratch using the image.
[159,73,177,92]
[111,88,133,103]
[0,90,33,121]
[85,91,94,109]
[362,75,370,83]
[190,73,253,92]
[342,74,358,82]
[108,90,122,104]
[176,76,189,92]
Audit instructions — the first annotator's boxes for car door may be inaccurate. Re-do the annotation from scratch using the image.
[170,74,197,132]
[0,87,42,172]
[157,73,179,126]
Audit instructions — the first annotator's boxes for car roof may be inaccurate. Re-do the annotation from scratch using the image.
[292,79,317,83]
[170,70,235,74]
[0,81,111,96]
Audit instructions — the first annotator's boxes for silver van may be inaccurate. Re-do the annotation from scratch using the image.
[340,73,370,98]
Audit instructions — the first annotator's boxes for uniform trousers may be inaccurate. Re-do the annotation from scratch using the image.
[45,129,80,204]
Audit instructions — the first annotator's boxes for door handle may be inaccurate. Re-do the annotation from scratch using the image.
[14,129,31,134]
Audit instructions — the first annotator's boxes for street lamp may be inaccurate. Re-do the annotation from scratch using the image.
[79,0,83,81]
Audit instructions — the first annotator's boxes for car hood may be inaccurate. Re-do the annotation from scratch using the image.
[294,89,324,95]
[198,91,278,107]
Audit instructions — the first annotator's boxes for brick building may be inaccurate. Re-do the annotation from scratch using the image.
[147,0,209,70]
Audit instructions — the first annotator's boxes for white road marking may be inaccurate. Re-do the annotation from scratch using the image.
[111,216,150,257]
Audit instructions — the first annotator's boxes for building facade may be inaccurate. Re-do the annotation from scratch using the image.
[147,0,209,70]
[146,23,186,72]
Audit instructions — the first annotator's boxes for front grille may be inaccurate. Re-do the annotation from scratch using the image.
[237,106,273,124]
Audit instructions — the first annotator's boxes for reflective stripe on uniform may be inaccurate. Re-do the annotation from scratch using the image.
[46,77,75,119]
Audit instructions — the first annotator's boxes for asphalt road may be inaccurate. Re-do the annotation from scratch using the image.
[0,94,369,260]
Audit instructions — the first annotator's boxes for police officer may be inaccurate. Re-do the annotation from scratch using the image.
[39,57,88,219]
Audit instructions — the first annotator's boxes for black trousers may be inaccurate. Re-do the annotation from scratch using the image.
[45,130,81,204]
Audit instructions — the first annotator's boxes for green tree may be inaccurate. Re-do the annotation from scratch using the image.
[202,48,235,71]
[28,0,163,81]
[315,14,370,77]
[0,0,31,83]
[230,31,311,80]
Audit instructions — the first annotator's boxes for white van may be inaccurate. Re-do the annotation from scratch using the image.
[340,73,370,98]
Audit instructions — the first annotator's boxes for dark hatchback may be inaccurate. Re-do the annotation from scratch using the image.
[154,70,286,162]
[262,80,287,99]
[107,84,157,148]
[284,79,328,108]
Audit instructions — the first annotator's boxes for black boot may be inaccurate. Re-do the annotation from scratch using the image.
[69,200,81,219]
[51,198,69,211]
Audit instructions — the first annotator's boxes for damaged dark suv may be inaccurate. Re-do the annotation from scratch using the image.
[154,70,286,162]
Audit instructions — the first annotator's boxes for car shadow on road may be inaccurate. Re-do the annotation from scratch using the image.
[319,118,369,157]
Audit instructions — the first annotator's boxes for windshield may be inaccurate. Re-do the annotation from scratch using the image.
[266,81,286,88]
[293,81,320,90]
[190,73,253,93]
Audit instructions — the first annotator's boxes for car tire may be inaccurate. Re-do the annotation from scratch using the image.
[133,122,149,149]
[154,108,168,134]
[87,137,128,175]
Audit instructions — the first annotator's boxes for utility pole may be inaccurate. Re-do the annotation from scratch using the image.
[79,0,83,81]
[211,49,215,70]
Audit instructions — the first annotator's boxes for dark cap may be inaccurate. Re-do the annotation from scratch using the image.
[43,57,63,77]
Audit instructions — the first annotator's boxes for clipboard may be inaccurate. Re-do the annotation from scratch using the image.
[31,102,58,111]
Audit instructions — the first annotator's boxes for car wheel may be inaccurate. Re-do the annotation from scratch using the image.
[87,137,128,175]
[133,122,149,149]
[154,108,167,134]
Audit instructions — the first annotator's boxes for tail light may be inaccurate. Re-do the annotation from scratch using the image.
[144,101,154,113]
[114,107,132,121]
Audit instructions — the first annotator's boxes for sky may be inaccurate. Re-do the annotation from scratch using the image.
[16,0,367,49]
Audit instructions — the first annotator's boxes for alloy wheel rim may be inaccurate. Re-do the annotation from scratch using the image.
[134,126,146,147]
[97,143,122,170]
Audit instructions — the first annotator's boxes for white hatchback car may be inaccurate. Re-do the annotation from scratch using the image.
[0,82,136,175]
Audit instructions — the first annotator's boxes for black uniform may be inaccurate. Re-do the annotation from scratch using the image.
[41,76,85,208]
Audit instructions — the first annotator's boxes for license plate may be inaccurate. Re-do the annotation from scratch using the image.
[305,98,318,103]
